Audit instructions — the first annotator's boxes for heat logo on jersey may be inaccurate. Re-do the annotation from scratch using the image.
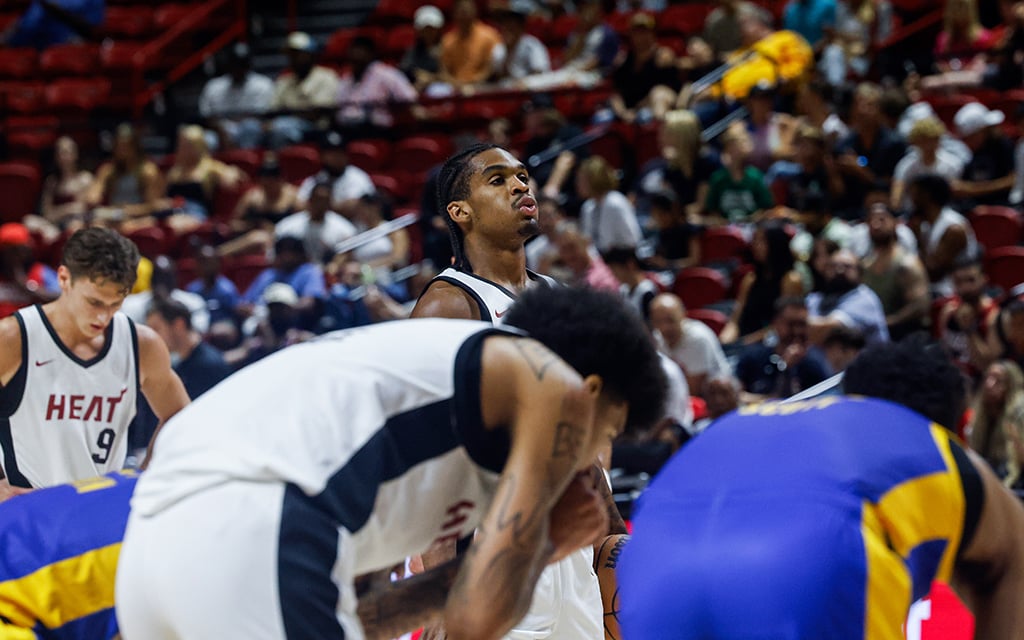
[44,387,128,423]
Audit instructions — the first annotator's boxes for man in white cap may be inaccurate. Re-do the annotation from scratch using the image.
[953,101,1016,207]
[401,6,445,91]
[266,31,340,149]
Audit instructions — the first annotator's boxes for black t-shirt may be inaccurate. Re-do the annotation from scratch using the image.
[612,51,680,108]
[962,134,1015,206]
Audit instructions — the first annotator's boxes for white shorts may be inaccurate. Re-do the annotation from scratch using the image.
[116,480,363,640]
[504,547,604,640]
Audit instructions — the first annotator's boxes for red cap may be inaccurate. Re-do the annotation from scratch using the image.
[0,223,30,247]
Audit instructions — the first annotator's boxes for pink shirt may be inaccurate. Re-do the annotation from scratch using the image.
[584,256,621,292]
[336,61,418,128]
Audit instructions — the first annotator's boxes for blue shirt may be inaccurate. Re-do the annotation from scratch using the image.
[783,0,836,46]
[186,276,240,325]
[242,263,327,304]
[807,284,890,345]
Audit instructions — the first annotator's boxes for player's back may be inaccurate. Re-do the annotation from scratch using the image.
[620,396,974,639]
[0,471,135,640]
[135,319,512,574]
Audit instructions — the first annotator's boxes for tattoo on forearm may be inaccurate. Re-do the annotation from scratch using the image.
[357,557,464,640]
[512,339,559,381]
[594,466,628,535]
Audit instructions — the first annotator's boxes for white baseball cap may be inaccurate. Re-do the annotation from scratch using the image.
[263,282,299,307]
[954,102,1004,137]
[414,5,444,30]
[286,31,317,52]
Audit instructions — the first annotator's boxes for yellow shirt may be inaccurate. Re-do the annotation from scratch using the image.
[441,22,502,83]
[717,30,813,100]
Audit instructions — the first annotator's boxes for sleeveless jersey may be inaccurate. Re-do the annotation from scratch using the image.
[0,471,135,640]
[620,396,982,639]
[134,319,513,575]
[428,267,556,323]
[0,306,139,489]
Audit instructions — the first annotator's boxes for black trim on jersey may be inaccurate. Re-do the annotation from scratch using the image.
[127,318,140,400]
[35,304,115,368]
[452,328,512,474]
[422,269,555,322]
[0,312,30,487]
[311,399,460,531]
[434,275,492,321]
[950,440,984,558]
[278,483,346,639]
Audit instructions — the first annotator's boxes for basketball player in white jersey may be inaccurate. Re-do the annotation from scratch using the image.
[116,285,667,639]
[0,227,189,498]
[411,143,617,640]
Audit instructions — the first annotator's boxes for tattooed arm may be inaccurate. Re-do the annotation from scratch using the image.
[357,557,464,640]
[444,337,609,640]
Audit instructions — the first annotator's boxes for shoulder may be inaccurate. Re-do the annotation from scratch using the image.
[134,323,172,370]
[411,279,480,320]
[0,315,24,379]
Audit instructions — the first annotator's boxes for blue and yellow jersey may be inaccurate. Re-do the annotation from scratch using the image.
[0,471,135,640]
[620,396,982,640]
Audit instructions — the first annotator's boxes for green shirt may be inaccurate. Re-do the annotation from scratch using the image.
[705,166,774,223]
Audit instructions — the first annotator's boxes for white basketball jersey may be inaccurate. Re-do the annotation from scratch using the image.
[1,305,139,488]
[134,320,512,575]
[430,267,557,324]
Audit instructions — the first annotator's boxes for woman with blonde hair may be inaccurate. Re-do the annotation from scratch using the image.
[969,360,1024,488]
[577,155,643,252]
[165,124,242,221]
[84,123,164,225]
[890,116,964,210]
[632,109,719,220]
[935,0,997,72]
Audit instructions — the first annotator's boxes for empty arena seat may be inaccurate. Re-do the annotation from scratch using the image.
[39,43,100,76]
[0,48,37,79]
[102,6,154,39]
[44,78,111,112]
[126,226,170,259]
[0,161,41,222]
[346,139,391,173]
[970,205,1022,251]
[224,254,270,292]
[685,307,729,336]
[985,246,1024,294]
[700,226,749,264]
[215,149,263,180]
[393,136,450,174]
[672,266,729,310]
[277,145,321,185]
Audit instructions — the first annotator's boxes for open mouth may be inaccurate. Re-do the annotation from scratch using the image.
[516,195,537,215]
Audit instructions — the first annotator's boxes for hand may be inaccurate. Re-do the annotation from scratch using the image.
[954,304,977,331]
[548,469,608,563]
[781,342,807,368]
[0,478,30,503]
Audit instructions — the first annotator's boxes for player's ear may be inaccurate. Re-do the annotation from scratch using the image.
[447,200,471,223]
[57,265,72,291]
[582,374,603,399]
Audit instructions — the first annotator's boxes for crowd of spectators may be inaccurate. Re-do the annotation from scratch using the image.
[4,0,1024,487]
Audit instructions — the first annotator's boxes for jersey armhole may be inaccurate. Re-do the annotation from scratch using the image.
[0,312,29,417]
[950,440,984,558]
[433,276,490,321]
[127,317,141,399]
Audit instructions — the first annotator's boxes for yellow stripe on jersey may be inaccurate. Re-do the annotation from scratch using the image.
[0,543,119,630]
[861,501,912,640]
[0,620,37,640]
[926,424,967,583]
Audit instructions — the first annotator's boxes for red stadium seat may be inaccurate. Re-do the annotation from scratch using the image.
[548,14,579,46]
[126,226,169,259]
[372,0,420,24]
[39,43,100,76]
[277,145,321,185]
[686,307,729,336]
[224,254,270,293]
[985,246,1024,294]
[346,139,391,173]
[658,4,714,36]
[5,115,60,159]
[153,4,196,31]
[369,173,402,201]
[0,161,41,223]
[970,205,1022,251]
[102,6,154,39]
[100,40,148,71]
[700,226,749,264]
[672,266,728,309]
[215,149,263,180]
[0,48,37,79]
[381,25,416,61]
[393,136,450,174]
[212,179,252,222]
[924,94,977,129]
[44,78,111,112]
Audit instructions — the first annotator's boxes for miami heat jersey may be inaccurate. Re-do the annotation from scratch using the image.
[133,320,513,575]
[429,267,556,323]
[0,305,139,488]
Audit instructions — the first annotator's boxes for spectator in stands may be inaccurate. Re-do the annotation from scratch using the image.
[164,124,243,223]
[821,324,866,374]
[549,220,620,290]
[199,42,274,151]
[807,247,890,345]
[645,189,702,272]
[767,124,845,227]
[907,173,979,295]
[807,235,840,290]
[266,32,340,149]
[84,123,164,226]
[490,6,551,86]
[703,0,759,59]
[860,203,931,340]
[722,222,805,344]
[525,194,564,272]
[935,0,998,74]
[692,373,742,431]
[953,102,1016,208]
[833,82,907,216]
[632,109,719,221]
[603,246,661,321]
[276,181,356,265]
[521,93,589,201]
[121,255,210,335]
[1013,103,1024,207]
[793,77,849,144]
[241,236,326,324]
[23,136,92,242]
[969,360,1024,484]
[318,256,375,331]
[145,297,232,399]
[1,0,103,49]
[819,0,893,84]
[608,12,679,125]
[0,223,59,318]
[335,36,417,133]
[341,192,410,281]
[744,82,799,173]
[230,156,299,236]
[782,0,837,53]
[296,131,376,216]
[577,156,643,252]
[560,0,621,74]
[937,257,1000,379]
[401,5,445,92]
[703,123,775,225]
[735,296,831,398]
[439,0,502,90]
[228,282,314,367]
[649,292,732,394]
[848,182,919,258]
[891,116,965,212]
[184,244,240,335]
